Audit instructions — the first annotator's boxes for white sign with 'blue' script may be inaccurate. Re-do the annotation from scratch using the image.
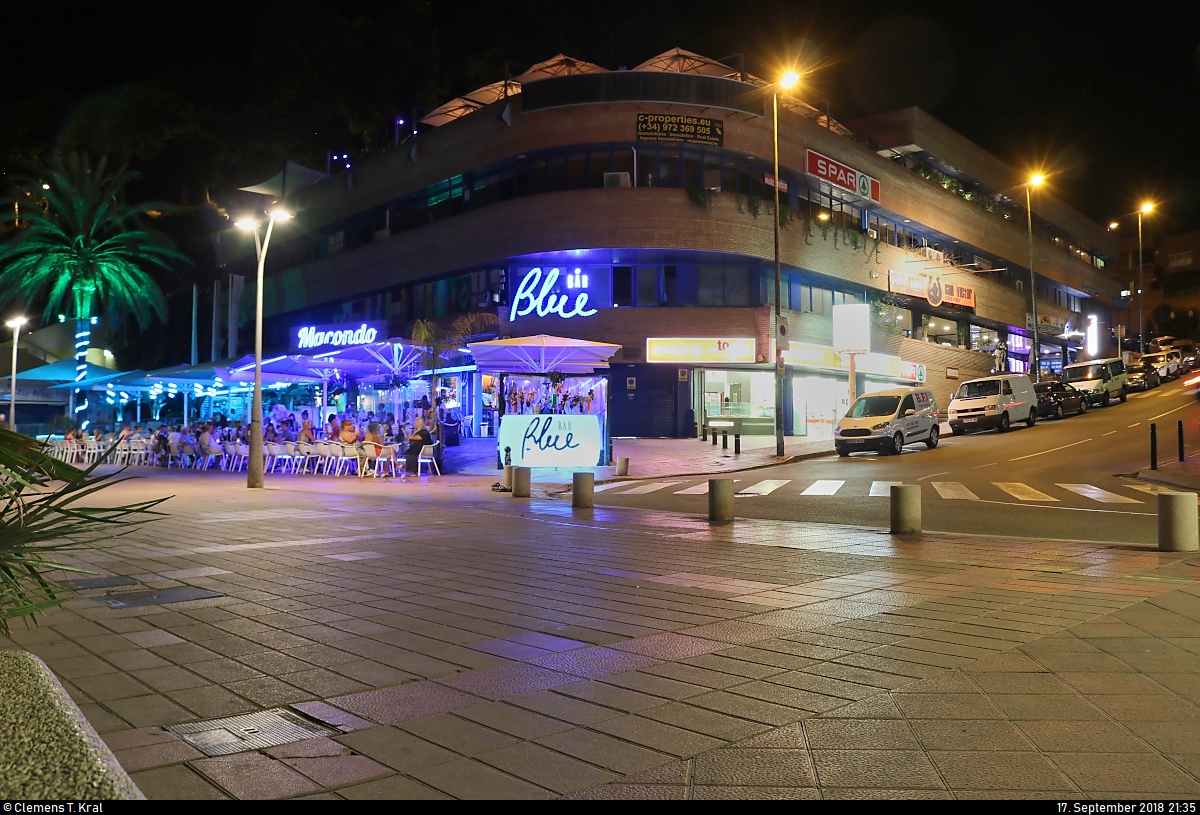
[498,414,602,468]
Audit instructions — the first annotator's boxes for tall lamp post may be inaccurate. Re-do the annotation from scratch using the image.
[772,70,800,457]
[235,209,292,489]
[1025,174,1044,381]
[5,316,28,432]
[1137,202,1154,354]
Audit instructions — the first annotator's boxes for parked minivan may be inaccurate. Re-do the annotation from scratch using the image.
[1061,358,1127,406]
[947,374,1037,435]
[835,387,939,456]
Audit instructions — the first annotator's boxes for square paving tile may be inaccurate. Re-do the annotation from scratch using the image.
[335,726,457,772]
[812,749,945,790]
[397,712,518,755]
[339,775,450,800]
[693,748,815,787]
[131,765,229,800]
[502,689,625,726]
[535,727,675,775]
[453,701,575,739]
[437,662,581,700]
[892,693,1006,720]
[1052,752,1200,794]
[476,741,617,794]
[909,719,1036,751]
[591,715,726,758]
[192,753,322,799]
[640,702,771,741]
[525,647,662,679]
[551,680,668,713]
[608,633,727,659]
[927,751,1075,790]
[408,757,556,799]
[328,680,479,725]
[280,755,392,788]
[804,718,921,750]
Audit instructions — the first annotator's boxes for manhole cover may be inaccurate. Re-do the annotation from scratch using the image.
[167,708,334,756]
[61,575,139,590]
[94,586,222,609]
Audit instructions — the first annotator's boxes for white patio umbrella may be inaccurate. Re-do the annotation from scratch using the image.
[467,334,619,374]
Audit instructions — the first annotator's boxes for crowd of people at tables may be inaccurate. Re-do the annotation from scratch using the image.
[64,395,449,477]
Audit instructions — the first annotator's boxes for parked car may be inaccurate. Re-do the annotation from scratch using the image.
[1177,342,1197,372]
[1140,352,1177,380]
[947,374,1037,435]
[1126,360,1162,391]
[1061,358,1128,406]
[1167,348,1185,374]
[1033,382,1089,419]
[835,387,940,456]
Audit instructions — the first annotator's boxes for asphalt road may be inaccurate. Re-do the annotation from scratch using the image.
[594,377,1200,544]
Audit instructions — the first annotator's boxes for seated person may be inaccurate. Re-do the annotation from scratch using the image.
[404,417,433,475]
[338,419,361,444]
[298,420,316,443]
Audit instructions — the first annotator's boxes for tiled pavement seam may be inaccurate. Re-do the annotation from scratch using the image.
[5,474,1200,798]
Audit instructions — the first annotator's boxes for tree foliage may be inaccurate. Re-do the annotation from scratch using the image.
[0,153,188,328]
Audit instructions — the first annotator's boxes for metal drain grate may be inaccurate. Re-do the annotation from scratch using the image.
[61,575,139,590]
[167,708,334,756]
[94,586,222,609]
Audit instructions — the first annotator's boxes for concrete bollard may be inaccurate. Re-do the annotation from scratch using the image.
[615,456,629,476]
[511,466,531,498]
[1158,491,1199,552]
[502,465,514,488]
[890,484,921,534]
[572,472,594,508]
[708,478,735,523]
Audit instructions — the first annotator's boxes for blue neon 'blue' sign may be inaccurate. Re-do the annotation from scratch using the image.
[511,267,597,319]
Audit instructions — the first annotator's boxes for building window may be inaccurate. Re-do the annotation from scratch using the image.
[1168,251,1194,269]
[612,266,634,307]
[327,231,345,255]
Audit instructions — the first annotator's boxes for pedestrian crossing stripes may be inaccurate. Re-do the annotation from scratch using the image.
[598,477,1159,507]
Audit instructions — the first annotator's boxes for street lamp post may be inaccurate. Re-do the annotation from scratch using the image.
[236,210,292,489]
[772,70,799,458]
[5,316,28,432]
[1137,203,1154,354]
[1025,175,1044,381]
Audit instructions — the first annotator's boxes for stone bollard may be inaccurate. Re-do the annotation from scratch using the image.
[890,484,921,534]
[1158,491,1199,552]
[615,456,629,476]
[511,466,531,498]
[708,478,735,523]
[572,472,595,508]
[502,465,515,489]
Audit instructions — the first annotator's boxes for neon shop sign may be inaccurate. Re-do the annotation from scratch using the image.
[291,321,384,353]
[511,267,597,319]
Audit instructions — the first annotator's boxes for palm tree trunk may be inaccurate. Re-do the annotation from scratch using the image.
[73,317,91,431]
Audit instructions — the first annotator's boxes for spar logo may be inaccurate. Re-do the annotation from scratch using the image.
[296,323,379,350]
[805,150,881,202]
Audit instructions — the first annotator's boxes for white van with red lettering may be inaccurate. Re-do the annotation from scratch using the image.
[835,387,939,456]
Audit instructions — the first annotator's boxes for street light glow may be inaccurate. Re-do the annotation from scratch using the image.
[1029,173,1045,187]
[780,71,800,89]
[269,208,293,221]
[4,316,28,329]
[1108,222,1119,230]
[1141,202,1154,213]
[234,218,258,230]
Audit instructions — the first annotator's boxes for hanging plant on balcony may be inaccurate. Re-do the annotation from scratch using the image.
[685,183,715,214]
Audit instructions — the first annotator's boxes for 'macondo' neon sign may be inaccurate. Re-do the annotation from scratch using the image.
[296,323,379,350]
[511,267,598,319]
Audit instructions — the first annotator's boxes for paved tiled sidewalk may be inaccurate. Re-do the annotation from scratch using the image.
[5,470,1200,799]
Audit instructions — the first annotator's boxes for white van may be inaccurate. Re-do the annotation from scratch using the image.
[947,374,1037,435]
[835,387,940,456]
[1061,358,1127,406]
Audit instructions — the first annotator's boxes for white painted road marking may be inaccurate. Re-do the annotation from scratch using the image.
[994,482,1059,501]
[801,480,846,496]
[1057,484,1141,504]
[594,481,634,492]
[931,482,979,500]
[870,481,902,497]
[673,479,740,495]
[737,479,791,496]
[617,481,685,494]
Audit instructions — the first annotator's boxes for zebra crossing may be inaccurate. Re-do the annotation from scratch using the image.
[592,475,1170,507]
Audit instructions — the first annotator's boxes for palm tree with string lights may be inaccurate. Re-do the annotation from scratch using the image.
[0,153,187,430]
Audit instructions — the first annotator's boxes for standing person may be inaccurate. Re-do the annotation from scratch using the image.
[404,417,433,475]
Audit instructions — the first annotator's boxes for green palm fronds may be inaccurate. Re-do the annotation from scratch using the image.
[0,153,187,327]
[0,427,169,631]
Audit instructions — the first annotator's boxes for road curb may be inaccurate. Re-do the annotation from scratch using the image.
[1137,469,1200,492]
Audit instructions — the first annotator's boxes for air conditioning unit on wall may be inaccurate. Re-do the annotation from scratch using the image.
[604,172,632,188]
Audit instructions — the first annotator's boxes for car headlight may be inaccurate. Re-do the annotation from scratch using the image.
[871,421,890,430]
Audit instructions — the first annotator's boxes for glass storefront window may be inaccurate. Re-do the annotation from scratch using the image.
[704,370,775,420]
[970,325,1000,353]
[926,318,959,346]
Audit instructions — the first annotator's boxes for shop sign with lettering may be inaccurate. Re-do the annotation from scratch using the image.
[498,414,602,467]
[636,114,724,147]
[290,321,386,354]
[1026,313,1067,335]
[645,337,757,364]
[511,268,598,320]
[888,268,975,309]
[805,150,881,202]
[781,341,921,382]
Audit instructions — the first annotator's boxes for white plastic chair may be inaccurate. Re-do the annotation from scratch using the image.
[417,441,441,476]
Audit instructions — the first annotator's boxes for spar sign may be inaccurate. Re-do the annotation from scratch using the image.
[805,150,881,202]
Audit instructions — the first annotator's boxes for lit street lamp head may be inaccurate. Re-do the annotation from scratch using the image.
[1029,173,1045,187]
[1141,202,1154,214]
[234,218,259,230]
[269,208,293,221]
[780,71,800,89]
[4,316,28,329]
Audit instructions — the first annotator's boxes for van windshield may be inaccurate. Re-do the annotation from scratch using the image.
[846,396,901,418]
[955,381,1001,398]
[1064,365,1106,382]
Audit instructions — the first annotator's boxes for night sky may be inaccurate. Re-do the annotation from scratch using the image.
[4,1,1197,232]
